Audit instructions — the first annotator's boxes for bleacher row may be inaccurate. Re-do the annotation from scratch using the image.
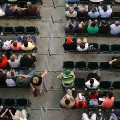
[65,0,119,4]
[0,98,31,108]
[63,61,120,70]
[0,0,41,4]
[0,26,39,35]
[74,78,120,90]
[64,42,120,53]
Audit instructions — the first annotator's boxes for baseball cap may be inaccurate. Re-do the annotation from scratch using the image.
[65,69,71,75]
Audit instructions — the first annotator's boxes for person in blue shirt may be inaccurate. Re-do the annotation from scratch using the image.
[65,0,80,3]
[88,7,100,18]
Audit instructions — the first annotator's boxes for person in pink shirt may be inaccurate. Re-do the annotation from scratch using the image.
[10,41,22,50]
[96,91,114,108]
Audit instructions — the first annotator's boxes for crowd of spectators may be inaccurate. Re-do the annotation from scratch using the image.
[0,2,38,17]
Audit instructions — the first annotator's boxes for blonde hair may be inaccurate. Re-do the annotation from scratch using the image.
[33,77,39,84]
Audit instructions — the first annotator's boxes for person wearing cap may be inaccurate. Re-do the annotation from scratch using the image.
[30,70,48,96]
[65,7,77,18]
[60,89,75,108]
[99,20,110,35]
[63,37,77,51]
[88,7,100,18]
[110,21,120,35]
[57,69,75,88]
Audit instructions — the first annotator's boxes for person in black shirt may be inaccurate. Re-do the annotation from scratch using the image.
[99,20,110,35]
[0,69,6,86]
[30,70,48,96]
[20,53,36,68]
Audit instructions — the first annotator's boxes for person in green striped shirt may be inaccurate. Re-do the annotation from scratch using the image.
[57,69,75,89]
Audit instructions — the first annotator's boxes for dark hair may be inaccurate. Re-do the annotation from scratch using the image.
[0,57,3,63]
[103,6,107,12]
[79,42,85,49]
[91,7,96,13]
[13,42,17,47]
[78,101,83,108]
[24,41,28,47]
[107,91,113,99]
[69,24,73,29]
[65,99,70,105]
[91,22,97,27]
[112,58,120,68]
[91,91,97,95]
[90,78,94,88]
[23,54,29,59]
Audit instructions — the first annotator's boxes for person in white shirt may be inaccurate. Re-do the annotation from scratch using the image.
[98,5,112,18]
[85,78,100,89]
[110,21,120,35]
[65,7,77,18]
[82,113,97,120]
[8,54,22,68]
[6,70,16,87]
[0,7,5,16]
[77,38,89,51]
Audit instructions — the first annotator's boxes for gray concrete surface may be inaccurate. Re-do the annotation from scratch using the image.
[0,0,120,120]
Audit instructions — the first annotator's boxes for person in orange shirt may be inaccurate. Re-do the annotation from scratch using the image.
[0,54,8,68]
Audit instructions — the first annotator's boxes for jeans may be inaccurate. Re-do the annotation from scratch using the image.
[31,36,36,43]
[18,70,35,78]
[2,3,8,11]
[16,36,27,43]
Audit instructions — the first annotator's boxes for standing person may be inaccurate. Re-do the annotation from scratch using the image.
[57,69,75,89]
[60,89,75,108]
[30,70,48,96]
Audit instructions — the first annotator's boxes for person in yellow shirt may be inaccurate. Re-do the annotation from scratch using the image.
[21,36,36,51]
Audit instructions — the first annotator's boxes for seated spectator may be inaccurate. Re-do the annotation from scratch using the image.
[0,69,6,86]
[0,54,8,68]
[89,91,99,105]
[110,21,120,35]
[16,34,28,43]
[65,19,77,34]
[60,89,75,108]
[87,20,99,34]
[6,70,16,87]
[88,7,100,18]
[99,20,110,34]
[65,7,77,18]
[26,2,38,16]
[85,78,100,89]
[98,5,112,18]
[10,41,22,50]
[75,21,87,33]
[74,93,87,109]
[30,70,48,96]
[16,70,35,87]
[0,7,5,16]
[77,38,89,51]
[57,69,75,88]
[21,36,36,51]
[65,0,80,3]
[2,40,12,50]
[96,91,114,108]
[20,53,36,68]
[9,109,27,120]
[109,56,120,69]
[63,37,77,51]
[8,54,22,68]
[82,113,97,120]
[3,4,16,16]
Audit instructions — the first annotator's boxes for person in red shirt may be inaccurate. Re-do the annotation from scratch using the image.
[90,91,98,99]
[0,54,8,68]
[74,93,87,109]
